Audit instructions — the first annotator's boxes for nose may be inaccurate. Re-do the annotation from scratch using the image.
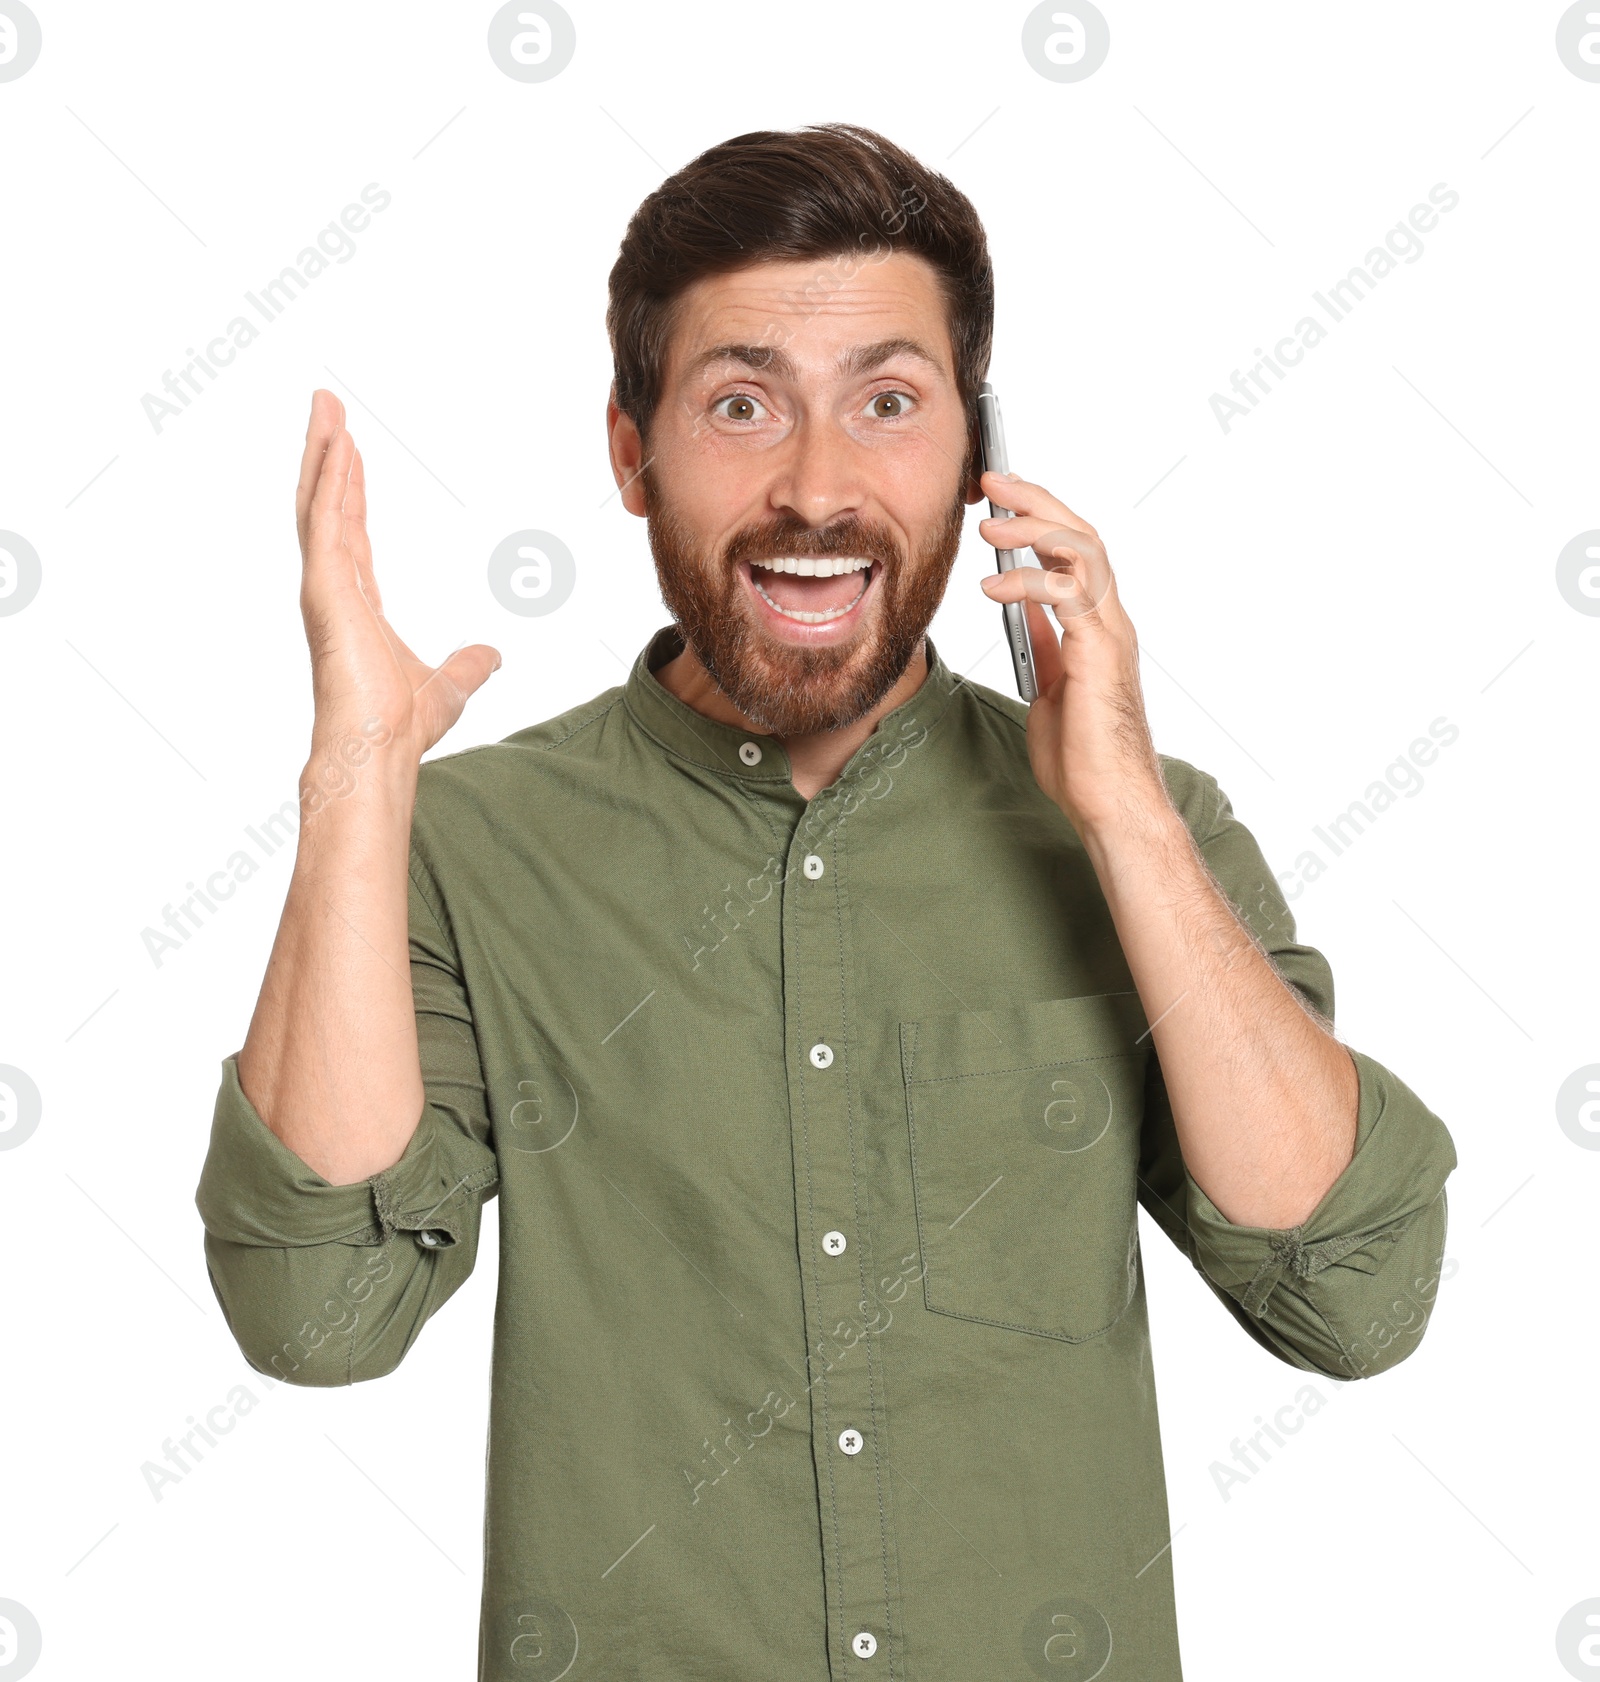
[766,413,869,530]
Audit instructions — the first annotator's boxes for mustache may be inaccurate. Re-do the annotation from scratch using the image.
[722,514,902,572]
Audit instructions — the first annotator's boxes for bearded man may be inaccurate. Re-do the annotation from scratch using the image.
[197,123,1456,1681]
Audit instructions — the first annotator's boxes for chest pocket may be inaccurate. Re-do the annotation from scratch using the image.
[900,990,1151,1344]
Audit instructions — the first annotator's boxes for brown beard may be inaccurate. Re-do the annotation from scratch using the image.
[643,467,968,735]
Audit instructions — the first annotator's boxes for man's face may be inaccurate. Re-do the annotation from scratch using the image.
[610,250,978,735]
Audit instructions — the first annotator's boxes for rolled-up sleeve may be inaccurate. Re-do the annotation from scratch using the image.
[194,861,499,1386]
[1138,761,1458,1380]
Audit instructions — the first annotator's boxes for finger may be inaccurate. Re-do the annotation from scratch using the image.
[978,514,1102,567]
[339,448,435,675]
[983,513,1117,624]
[303,421,357,598]
[981,561,1112,625]
[435,642,503,699]
[295,389,346,551]
[979,470,1095,535]
[415,642,504,742]
[344,446,382,613]
[983,535,1117,621]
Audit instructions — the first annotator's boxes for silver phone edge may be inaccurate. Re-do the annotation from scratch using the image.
[976,385,1038,703]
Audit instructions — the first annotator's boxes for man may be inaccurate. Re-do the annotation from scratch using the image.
[196,123,1456,1679]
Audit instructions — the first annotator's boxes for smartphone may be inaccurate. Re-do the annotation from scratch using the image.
[975,382,1039,702]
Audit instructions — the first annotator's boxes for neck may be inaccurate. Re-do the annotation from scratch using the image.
[654,639,930,801]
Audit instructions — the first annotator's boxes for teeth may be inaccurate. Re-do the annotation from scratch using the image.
[751,573,869,623]
[749,557,873,578]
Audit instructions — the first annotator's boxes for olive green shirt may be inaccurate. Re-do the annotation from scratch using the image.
[196,625,1456,1681]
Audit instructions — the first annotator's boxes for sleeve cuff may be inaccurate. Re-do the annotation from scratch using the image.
[1182,1046,1457,1318]
[195,1054,498,1251]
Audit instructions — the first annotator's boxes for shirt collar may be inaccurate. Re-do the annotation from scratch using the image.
[621,623,963,784]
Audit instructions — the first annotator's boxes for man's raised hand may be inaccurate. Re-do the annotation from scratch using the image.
[295,388,500,774]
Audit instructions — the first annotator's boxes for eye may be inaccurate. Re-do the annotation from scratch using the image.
[864,389,916,420]
[712,392,769,423]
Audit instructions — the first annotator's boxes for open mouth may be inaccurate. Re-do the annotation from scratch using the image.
[745,557,875,625]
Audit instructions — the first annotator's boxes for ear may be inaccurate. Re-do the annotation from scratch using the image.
[606,392,649,518]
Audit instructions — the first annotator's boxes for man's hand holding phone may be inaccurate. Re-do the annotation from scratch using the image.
[978,470,1168,842]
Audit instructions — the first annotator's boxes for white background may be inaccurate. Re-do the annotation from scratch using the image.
[2,2,1596,1678]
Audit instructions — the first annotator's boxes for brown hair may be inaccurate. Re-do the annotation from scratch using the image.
[606,123,993,448]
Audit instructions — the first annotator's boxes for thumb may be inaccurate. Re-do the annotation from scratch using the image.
[418,644,503,744]
[436,643,503,704]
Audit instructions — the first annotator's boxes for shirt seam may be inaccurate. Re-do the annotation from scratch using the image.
[407,854,454,949]
[778,817,834,1660]
[337,1160,500,1248]
[905,1049,1144,1086]
[834,815,901,1679]
[904,1085,1136,1346]
[536,693,624,754]
[730,773,792,855]
[1197,769,1228,849]
[964,683,1030,740]
[622,689,791,781]
[412,690,621,773]
[790,864,844,1670]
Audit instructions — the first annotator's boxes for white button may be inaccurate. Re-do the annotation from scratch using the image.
[809,1043,834,1069]
[822,1230,847,1255]
[803,854,825,879]
[837,1427,863,1455]
[738,741,763,766]
[416,1230,444,1248]
[852,1631,878,1659]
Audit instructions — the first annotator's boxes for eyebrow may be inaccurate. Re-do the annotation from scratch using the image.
[683,336,947,385]
[839,336,947,379]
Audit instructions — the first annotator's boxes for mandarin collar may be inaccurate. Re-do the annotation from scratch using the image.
[620,623,961,784]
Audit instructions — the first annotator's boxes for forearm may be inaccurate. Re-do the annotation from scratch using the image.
[236,742,424,1187]
[1082,797,1358,1229]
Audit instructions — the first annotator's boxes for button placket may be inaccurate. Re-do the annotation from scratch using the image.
[781,807,899,1677]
